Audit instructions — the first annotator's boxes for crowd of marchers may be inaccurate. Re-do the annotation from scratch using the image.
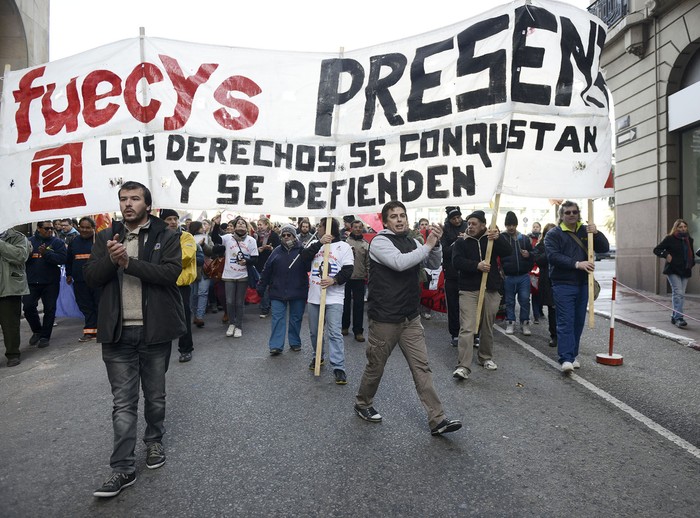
[23,185,700,499]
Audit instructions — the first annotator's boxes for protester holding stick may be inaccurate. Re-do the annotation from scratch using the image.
[544,201,609,373]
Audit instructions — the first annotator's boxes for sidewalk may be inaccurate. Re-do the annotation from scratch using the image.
[595,271,700,351]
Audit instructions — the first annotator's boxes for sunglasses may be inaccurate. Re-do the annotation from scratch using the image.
[281,233,293,237]
[563,210,580,215]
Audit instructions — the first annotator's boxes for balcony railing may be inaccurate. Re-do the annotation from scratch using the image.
[588,0,629,27]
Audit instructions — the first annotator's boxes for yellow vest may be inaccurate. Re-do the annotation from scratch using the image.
[177,231,197,286]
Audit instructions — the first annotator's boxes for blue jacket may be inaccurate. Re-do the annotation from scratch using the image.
[257,241,310,301]
[26,232,67,285]
[66,235,94,283]
[501,231,534,276]
[544,223,609,285]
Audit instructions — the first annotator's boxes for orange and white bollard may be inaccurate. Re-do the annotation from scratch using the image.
[597,276,624,366]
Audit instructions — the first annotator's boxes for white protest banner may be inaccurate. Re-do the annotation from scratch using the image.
[0,0,612,228]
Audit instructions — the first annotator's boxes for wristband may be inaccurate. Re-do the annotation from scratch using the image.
[575,261,579,269]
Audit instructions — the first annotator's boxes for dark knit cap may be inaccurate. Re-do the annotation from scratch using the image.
[445,206,462,219]
[505,211,518,226]
[465,210,486,224]
[159,209,179,220]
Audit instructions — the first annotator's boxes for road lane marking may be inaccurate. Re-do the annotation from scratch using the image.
[496,326,700,460]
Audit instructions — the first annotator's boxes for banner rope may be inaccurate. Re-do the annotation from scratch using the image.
[612,279,700,324]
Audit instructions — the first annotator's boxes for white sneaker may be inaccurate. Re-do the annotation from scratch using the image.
[481,360,498,370]
[522,321,532,336]
[234,328,242,338]
[505,322,514,334]
[452,367,469,380]
[572,358,581,369]
[422,312,432,320]
[561,361,574,373]
[226,325,236,337]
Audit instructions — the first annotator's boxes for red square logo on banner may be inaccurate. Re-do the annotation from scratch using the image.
[30,143,87,211]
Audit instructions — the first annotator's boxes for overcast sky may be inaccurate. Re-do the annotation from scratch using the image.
[50,0,591,60]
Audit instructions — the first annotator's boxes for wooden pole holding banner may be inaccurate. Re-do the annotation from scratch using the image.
[313,46,345,377]
[314,217,334,376]
[587,199,595,328]
[475,193,501,334]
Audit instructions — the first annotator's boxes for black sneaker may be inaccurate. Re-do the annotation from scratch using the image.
[37,338,50,348]
[146,442,166,469]
[334,369,347,385]
[677,318,688,328]
[7,358,21,367]
[450,337,458,347]
[269,348,283,356]
[430,418,462,436]
[308,358,325,370]
[29,333,41,346]
[93,472,136,498]
[290,345,301,352]
[354,404,382,422]
[179,352,192,363]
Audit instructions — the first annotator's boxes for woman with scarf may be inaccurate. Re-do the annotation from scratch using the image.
[653,219,697,328]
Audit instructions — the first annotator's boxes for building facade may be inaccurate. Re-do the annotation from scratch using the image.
[592,0,700,294]
[0,0,49,91]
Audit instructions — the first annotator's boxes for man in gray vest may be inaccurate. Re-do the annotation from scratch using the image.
[354,201,462,436]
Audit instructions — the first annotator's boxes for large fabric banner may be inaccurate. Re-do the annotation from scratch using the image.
[0,0,612,228]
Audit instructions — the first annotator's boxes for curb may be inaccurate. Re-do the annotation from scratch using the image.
[595,310,699,350]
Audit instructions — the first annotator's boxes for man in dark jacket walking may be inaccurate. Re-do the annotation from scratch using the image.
[544,201,609,373]
[441,206,468,347]
[257,224,311,355]
[84,181,186,498]
[502,211,535,336]
[23,220,67,348]
[452,210,511,379]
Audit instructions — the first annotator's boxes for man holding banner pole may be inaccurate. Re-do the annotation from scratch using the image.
[452,210,511,380]
[354,201,461,436]
[544,201,609,373]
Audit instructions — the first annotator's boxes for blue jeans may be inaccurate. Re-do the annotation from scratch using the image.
[102,327,172,474]
[552,283,588,364]
[190,277,210,319]
[307,303,345,371]
[666,274,689,321]
[504,274,531,323]
[269,299,306,350]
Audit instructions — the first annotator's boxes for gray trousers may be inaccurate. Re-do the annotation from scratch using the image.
[457,290,500,372]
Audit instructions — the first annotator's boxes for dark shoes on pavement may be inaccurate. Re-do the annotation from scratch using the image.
[37,338,50,348]
[29,333,41,346]
[334,369,347,385]
[354,334,365,342]
[6,358,21,367]
[179,352,192,363]
[270,348,283,356]
[672,317,688,328]
[308,358,325,370]
[354,404,382,422]
[93,472,137,498]
[78,334,96,342]
[146,442,166,469]
[431,419,463,436]
[193,318,205,328]
[290,345,301,352]
[450,336,458,347]
[341,328,349,336]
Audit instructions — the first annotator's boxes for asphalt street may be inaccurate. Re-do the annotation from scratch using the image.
[1,271,699,517]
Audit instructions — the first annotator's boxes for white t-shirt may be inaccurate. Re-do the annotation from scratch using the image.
[308,240,354,305]
[220,234,258,280]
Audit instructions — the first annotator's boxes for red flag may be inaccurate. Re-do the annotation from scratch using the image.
[358,213,383,233]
